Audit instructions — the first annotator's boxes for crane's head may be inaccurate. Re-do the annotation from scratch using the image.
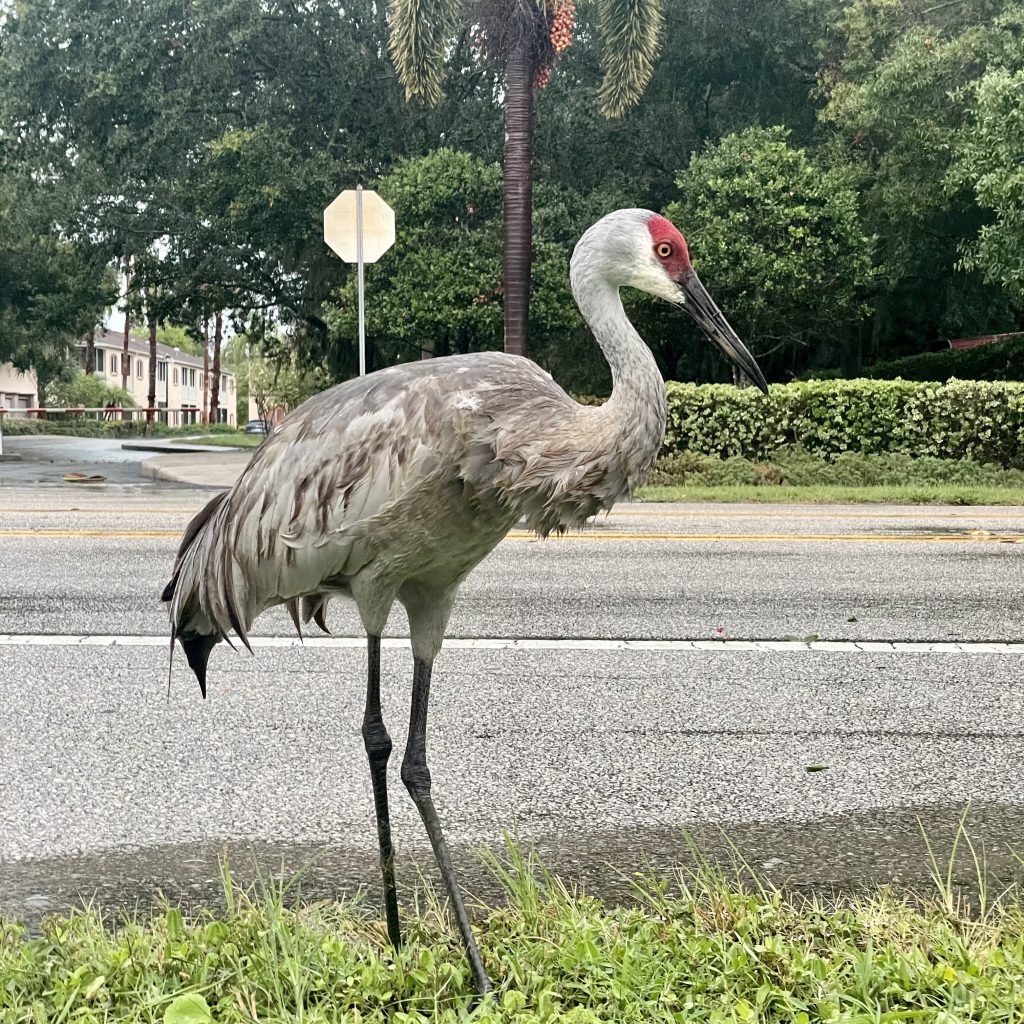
[574,209,769,394]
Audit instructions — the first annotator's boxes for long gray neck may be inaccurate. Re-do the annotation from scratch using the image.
[571,261,667,478]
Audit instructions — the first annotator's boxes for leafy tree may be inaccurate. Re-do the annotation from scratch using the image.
[665,127,875,379]
[818,0,1024,353]
[389,0,664,358]
[247,355,330,427]
[533,0,829,212]
[323,150,580,366]
[155,324,203,357]
[0,163,115,394]
[953,67,1024,301]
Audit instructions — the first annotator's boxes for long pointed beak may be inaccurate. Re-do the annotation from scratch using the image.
[678,270,769,395]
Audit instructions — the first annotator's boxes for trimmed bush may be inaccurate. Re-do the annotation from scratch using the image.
[665,379,1024,468]
[0,419,202,438]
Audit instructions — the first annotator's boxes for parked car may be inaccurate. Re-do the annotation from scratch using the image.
[243,418,269,435]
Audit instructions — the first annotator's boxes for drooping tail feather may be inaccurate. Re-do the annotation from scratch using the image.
[162,490,232,698]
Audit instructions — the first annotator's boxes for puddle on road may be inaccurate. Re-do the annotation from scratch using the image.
[3,803,1023,926]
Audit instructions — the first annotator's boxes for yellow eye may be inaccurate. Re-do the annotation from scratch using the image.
[655,242,673,259]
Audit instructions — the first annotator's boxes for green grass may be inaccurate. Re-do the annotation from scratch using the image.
[172,433,264,448]
[637,483,1024,504]
[4,845,1024,1023]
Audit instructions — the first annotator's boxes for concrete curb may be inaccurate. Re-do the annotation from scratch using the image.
[142,451,250,488]
[123,440,237,454]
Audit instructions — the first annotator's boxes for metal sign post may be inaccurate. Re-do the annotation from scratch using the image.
[356,185,366,376]
[324,187,395,377]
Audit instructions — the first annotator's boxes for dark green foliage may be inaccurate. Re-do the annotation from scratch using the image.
[809,335,1024,383]
[665,127,875,379]
[0,0,1022,385]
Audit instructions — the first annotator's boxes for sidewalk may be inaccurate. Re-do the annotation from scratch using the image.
[142,450,250,488]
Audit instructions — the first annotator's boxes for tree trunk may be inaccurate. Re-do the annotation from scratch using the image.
[121,259,132,420]
[202,316,210,424]
[84,326,96,374]
[146,309,158,434]
[502,28,535,358]
[210,311,222,425]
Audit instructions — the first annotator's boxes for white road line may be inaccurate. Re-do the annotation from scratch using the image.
[0,634,1021,654]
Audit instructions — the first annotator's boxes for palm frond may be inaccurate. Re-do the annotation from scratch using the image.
[388,0,464,106]
[595,0,663,118]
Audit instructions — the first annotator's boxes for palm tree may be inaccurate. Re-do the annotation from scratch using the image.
[388,0,663,358]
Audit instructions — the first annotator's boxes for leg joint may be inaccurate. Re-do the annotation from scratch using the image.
[401,753,431,797]
[362,716,393,761]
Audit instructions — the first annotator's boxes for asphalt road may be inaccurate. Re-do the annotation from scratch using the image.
[2,470,1024,923]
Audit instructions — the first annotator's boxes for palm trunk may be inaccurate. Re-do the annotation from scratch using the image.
[503,29,535,358]
[210,311,222,424]
[146,309,158,434]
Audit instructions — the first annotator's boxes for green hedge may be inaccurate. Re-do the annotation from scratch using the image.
[807,334,1024,382]
[665,379,1024,468]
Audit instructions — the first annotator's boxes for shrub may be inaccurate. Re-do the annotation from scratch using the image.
[0,419,214,438]
[46,370,135,408]
[806,334,1024,382]
[664,378,1024,468]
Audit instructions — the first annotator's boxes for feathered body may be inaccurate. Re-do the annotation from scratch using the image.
[164,211,677,686]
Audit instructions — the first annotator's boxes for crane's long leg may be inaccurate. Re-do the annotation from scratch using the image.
[401,655,492,995]
[361,633,401,949]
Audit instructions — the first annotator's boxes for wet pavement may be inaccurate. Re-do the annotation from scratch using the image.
[3,804,1022,928]
[0,436,161,486]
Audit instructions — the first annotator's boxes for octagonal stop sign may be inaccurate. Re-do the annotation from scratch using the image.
[324,189,395,264]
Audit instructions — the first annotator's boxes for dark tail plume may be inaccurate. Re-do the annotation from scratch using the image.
[180,631,219,699]
[163,490,230,697]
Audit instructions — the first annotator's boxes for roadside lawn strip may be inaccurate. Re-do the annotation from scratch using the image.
[637,484,1024,504]
[2,848,1022,1023]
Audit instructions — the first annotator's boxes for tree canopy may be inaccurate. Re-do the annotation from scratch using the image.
[0,0,1020,393]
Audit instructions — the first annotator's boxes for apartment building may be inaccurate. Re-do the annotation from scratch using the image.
[77,329,238,426]
[0,329,238,425]
[0,364,38,410]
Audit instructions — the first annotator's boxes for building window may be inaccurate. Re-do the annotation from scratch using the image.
[136,359,143,379]
[200,373,206,390]
[157,361,167,383]
[95,349,105,373]
[173,368,179,385]
[188,368,196,388]
[110,355,118,375]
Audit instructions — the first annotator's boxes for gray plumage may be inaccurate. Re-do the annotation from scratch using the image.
[162,207,766,992]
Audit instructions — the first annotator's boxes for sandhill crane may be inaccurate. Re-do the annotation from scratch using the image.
[162,208,767,994]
